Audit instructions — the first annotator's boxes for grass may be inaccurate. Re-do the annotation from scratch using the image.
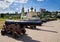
[0,18,21,29]
[0,19,6,29]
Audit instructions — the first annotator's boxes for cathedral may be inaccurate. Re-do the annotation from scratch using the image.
[21,6,38,20]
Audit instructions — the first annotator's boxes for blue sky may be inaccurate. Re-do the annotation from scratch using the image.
[0,0,60,13]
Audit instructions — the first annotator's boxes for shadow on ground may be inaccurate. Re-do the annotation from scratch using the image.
[42,25,54,27]
[6,34,40,42]
[16,34,41,42]
[39,29,58,33]
[27,28,58,33]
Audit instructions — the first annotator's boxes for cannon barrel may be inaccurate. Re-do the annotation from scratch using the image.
[5,20,43,26]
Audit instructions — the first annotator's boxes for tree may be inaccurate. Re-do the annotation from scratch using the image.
[15,12,18,14]
[1,13,5,18]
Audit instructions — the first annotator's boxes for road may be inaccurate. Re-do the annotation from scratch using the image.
[0,20,60,42]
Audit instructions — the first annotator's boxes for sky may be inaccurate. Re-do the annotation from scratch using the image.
[0,0,60,13]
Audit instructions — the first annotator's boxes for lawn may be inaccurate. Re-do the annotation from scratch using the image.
[0,19,6,29]
[0,18,21,29]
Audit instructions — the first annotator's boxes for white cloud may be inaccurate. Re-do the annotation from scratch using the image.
[0,0,15,9]
[16,8,19,10]
[0,8,15,13]
[14,0,28,3]
[0,0,28,9]
[37,0,44,1]
[14,3,17,5]
[0,10,15,13]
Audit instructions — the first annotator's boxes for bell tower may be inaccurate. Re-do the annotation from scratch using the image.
[21,7,24,13]
[30,6,33,12]
[21,6,25,20]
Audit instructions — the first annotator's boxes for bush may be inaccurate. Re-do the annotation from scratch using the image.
[57,16,60,18]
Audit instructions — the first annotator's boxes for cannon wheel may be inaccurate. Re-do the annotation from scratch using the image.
[1,30,6,35]
[40,24,42,26]
[30,25,36,29]
[12,32,19,38]
[21,30,26,35]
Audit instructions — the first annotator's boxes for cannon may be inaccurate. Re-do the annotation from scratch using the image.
[1,20,43,37]
[24,19,47,23]
[1,20,26,38]
[23,19,47,28]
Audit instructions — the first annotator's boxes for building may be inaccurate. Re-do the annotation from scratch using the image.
[26,7,38,20]
[40,8,46,13]
[20,7,47,20]
[21,7,25,20]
